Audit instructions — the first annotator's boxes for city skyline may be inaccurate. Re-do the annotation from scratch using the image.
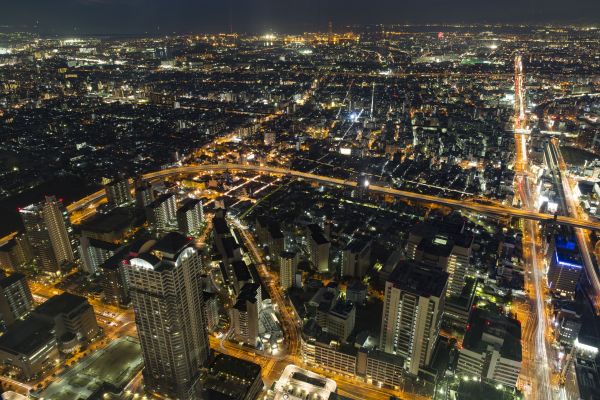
[2,0,600,35]
[1,14,600,400]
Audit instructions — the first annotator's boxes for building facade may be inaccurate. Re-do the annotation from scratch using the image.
[126,233,210,399]
[380,261,448,375]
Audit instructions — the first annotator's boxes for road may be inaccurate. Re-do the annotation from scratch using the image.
[60,163,600,232]
[514,106,554,400]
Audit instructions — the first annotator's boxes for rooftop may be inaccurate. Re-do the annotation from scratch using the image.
[462,308,522,362]
[0,317,54,356]
[387,260,448,298]
[0,272,26,289]
[34,292,89,318]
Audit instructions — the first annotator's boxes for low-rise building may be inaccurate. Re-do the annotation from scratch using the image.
[456,308,522,388]
[201,353,263,400]
[0,317,58,379]
[32,292,100,342]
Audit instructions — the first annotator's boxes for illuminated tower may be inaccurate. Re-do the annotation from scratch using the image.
[126,233,210,399]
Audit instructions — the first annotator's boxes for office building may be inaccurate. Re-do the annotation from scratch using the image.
[346,281,367,305]
[125,233,210,399]
[443,277,478,333]
[104,177,133,207]
[358,349,405,389]
[406,220,472,297]
[279,251,298,290]
[146,193,177,231]
[20,196,74,273]
[177,198,204,235]
[547,235,583,298]
[380,261,448,375]
[0,273,34,330]
[456,308,522,388]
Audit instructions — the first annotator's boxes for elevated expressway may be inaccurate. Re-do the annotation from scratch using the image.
[68,163,600,232]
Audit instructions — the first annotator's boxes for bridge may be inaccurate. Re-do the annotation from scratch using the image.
[66,163,600,231]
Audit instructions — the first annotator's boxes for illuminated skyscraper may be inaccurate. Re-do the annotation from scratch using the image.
[125,233,210,399]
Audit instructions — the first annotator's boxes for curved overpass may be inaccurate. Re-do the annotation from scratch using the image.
[68,163,600,231]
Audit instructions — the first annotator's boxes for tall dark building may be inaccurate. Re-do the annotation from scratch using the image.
[125,233,210,399]
[135,178,155,209]
[19,196,74,273]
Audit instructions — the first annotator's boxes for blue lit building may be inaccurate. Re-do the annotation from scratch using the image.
[547,235,583,298]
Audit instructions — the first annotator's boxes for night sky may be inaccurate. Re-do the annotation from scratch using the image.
[2,0,600,35]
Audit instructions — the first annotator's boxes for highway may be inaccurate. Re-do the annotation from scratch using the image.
[64,163,600,232]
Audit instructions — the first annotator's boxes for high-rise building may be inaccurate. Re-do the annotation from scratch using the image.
[406,219,472,297]
[177,198,204,235]
[307,225,330,273]
[43,196,75,268]
[104,177,133,207]
[341,239,371,278]
[135,178,155,209]
[547,235,583,298]
[279,251,298,290]
[0,235,33,272]
[20,196,74,273]
[230,282,261,348]
[146,193,177,231]
[202,291,220,332]
[79,236,119,274]
[0,273,34,331]
[380,260,448,375]
[125,233,210,399]
[100,250,130,307]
